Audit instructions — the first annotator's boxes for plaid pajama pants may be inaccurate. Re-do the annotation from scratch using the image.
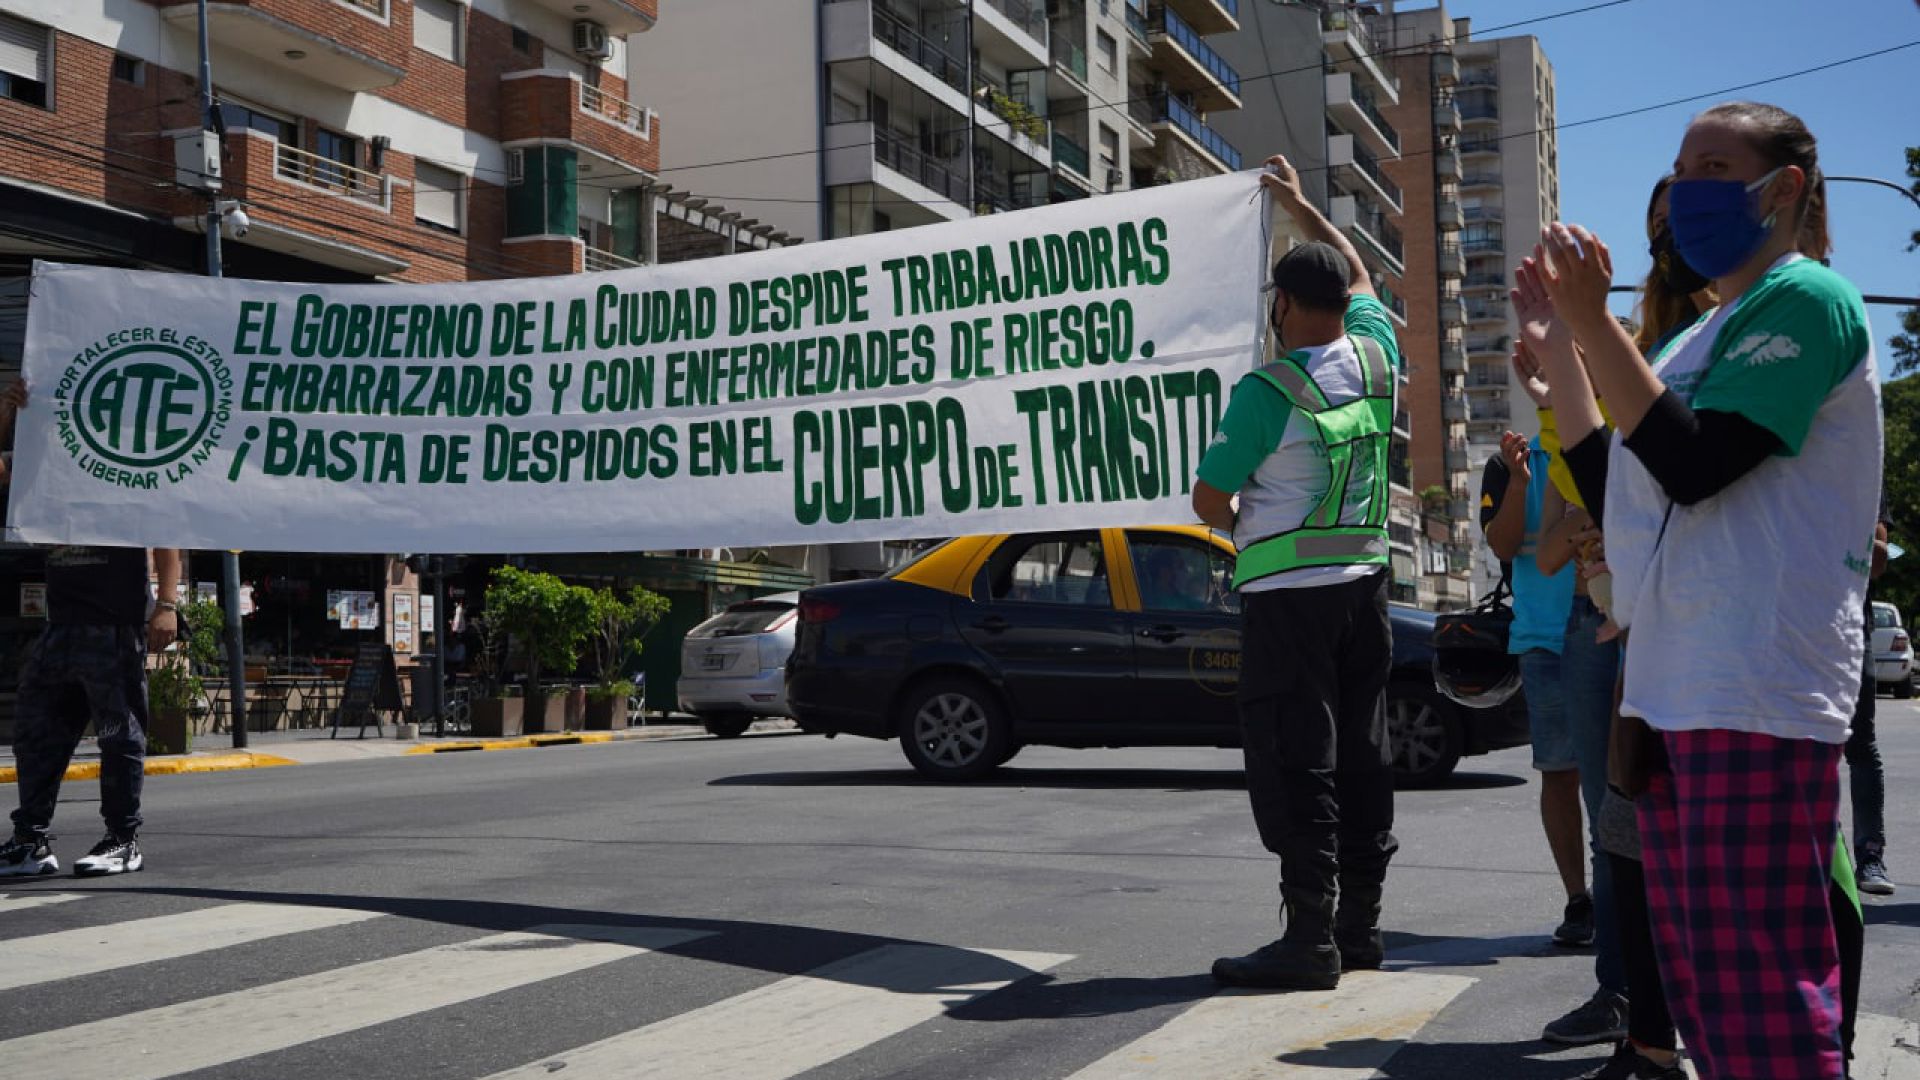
[1638,728,1845,1080]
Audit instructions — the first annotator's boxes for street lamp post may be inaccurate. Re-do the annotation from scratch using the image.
[196,0,250,749]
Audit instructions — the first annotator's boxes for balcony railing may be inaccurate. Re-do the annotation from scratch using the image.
[1348,140,1401,206]
[1052,131,1090,177]
[872,4,968,95]
[580,81,652,136]
[1352,200,1403,264]
[1459,136,1500,156]
[1463,272,1507,290]
[1463,206,1503,224]
[275,142,385,206]
[1459,101,1499,123]
[975,172,1048,215]
[1460,171,1502,188]
[1462,237,1504,255]
[1321,8,1376,59]
[975,74,1050,144]
[1153,5,1241,96]
[983,0,1049,45]
[1465,303,1504,323]
[873,126,968,205]
[1353,89,1400,154]
[1148,91,1241,170]
[1125,4,1151,50]
[1051,39,1088,83]
[1466,335,1510,355]
[584,246,643,273]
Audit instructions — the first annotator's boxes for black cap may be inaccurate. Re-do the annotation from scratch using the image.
[1271,242,1352,310]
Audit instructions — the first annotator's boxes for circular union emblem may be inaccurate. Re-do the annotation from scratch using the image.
[58,332,233,485]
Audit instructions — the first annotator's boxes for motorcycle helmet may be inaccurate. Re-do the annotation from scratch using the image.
[1432,578,1521,707]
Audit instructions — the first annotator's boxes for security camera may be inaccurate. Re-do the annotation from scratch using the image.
[222,206,250,239]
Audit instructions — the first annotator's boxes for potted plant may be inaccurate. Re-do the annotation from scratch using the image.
[147,598,224,754]
[485,566,592,735]
[584,585,671,730]
[466,614,524,738]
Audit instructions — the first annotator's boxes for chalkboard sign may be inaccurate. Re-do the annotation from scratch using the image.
[332,642,403,739]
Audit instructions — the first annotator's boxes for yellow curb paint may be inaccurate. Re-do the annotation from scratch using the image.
[0,754,296,786]
[406,731,620,755]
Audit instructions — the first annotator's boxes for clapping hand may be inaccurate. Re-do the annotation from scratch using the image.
[1535,224,1615,337]
[1512,257,1573,361]
[1500,430,1532,486]
[1512,341,1552,410]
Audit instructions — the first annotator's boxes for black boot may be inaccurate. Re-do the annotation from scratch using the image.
[1212,888,1340,990]
[1334,878,1385,971]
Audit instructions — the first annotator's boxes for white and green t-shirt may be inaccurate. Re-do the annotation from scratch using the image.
[1196,294,1400,592]
[1607,255,1882,743]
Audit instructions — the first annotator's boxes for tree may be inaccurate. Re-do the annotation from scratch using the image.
[1879,374,1919,621]
[585,585,671,698]
[483,566,593,702]
[1890,146,1920,378]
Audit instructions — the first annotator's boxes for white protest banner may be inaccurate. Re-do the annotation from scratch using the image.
[10,171,1268,553]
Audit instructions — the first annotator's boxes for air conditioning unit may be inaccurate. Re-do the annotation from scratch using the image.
[1105,167,1124,190]
[572,19,612,61]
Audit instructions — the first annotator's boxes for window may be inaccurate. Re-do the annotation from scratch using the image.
[1098,124,1119,186]
[829,92,861,124]
[111,54,144,85]
[218,98,297,144]
[511,26,531,53]
[1128,535,1239,615]
[413,162,464,234]
[873,210,892,232]
[0,14,51,109]
[413,0,463,63]
[505,148,525,186]
[313,128,361,189]
[1095,29,1117,74]
[978,533,1110,607]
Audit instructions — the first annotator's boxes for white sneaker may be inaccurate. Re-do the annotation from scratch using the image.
[73,833,142,877]
[0,833,58,876]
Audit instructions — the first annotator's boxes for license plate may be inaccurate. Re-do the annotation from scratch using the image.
[702,653,727,671]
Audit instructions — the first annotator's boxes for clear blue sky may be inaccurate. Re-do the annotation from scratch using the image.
[1446,0,1919,379]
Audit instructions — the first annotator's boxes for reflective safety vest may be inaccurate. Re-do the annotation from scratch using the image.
[1231,335,1395,589]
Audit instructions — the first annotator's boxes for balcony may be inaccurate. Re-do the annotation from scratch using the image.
[859,2,969,96]
[1327,72,1399,158]
[517,0,655,35]
[975,170,1049,215]
[1147,5,1242,112]
[1466,301,1506,327]
[1435,143,1462,182]
[1319,7,1398,104]
[1165,0,1239,35]
[1459,98,1500,128]
[501,72,658,182]
[159,0,404,91]
[1329,133,1401,213]
[1440,337,1468,372]
[1445,444,1472,472]
[974,74,1052,163]
[272,141,388,207]
[825,121,970,220]
[584,245,644,273]
[1437,195,1463,231]
[1146,92,1242,172]
[1432,49,1460,87]
[1053,131,1092,188]
[1051,38,1089,90]
[1459,136,1501,158]
[1438,242,1465,279]
[1464,271,1508,292]
[1124,4,1152,55]
[1443,393,1469,422]
[977,0,1050,69]
[195,130,405,276]
[1330,193,1404,276]
[1439,296,1464,325]
[1460,170,1501,191]
[1466,334,1510,358]
[1463,236,1505,258]
[1464,205,1503,226]
[1432,96,1461,134]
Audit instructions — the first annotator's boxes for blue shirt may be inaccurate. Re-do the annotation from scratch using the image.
[1508,441,1576,655]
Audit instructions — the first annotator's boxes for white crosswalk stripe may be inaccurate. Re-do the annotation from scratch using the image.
[0,923,711,1080]
[0,892,88,915]
[0,901,382,992]
[481,942,1073,1080]
[1064,970,1477,1079]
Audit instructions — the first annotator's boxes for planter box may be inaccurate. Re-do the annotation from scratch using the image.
[470,697,523,738]
[148,707,192,756]
[583,695,628,730]
[522,691,567,734]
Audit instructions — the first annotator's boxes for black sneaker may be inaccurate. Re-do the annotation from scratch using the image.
[1211,939,1341,991]
[1857,856,1895,896]
[0,832,58,877]
[1554,892,1596,947]
[73,833,142,877]
[1577,1041,1686,1079]
[1543,988,1629,1045]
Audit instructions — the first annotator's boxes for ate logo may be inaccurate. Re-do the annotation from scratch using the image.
[54,329,233,488]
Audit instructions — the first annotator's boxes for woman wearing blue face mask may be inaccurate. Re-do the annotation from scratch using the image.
[1530,101,1881,1080]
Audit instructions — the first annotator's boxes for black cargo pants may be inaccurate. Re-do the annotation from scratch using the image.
[1236,570,1397,901]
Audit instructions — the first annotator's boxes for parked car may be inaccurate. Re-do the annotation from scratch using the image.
[787,527,1529,783]
[1872,601,1914,699]
[677,592,801,738]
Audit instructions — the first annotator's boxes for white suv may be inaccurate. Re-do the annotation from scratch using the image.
[1873,601,1914,700]
[677,592,801,737]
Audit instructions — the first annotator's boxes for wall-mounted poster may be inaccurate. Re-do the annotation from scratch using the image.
[20,583,47,618]
[391,593,415,654]
[420,593,435,634]
[329,590,380,630]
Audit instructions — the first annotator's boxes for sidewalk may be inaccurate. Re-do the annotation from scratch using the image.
[0,718,795,784]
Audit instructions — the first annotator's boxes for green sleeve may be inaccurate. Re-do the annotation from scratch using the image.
[1692,261,1869,456]
[1197,376,1292,493]
[1343,294,1402,371]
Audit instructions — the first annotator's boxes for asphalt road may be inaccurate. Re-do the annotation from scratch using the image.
[2,698,1917,1079]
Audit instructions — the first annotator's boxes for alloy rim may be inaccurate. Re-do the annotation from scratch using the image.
[913,693,989,768]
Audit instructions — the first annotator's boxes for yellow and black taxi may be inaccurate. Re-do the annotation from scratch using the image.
[787,526,1528,782]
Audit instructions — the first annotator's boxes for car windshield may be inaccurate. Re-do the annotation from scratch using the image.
[688,602,794,639]
[1873,605,1900,630]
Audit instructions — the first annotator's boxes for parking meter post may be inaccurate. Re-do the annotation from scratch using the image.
[432,557,448,738]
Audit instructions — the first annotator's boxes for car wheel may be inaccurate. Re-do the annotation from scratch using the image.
[702,713,754,739]
[1896,677,1914,701]
[897,677,1012,782]
[1387,681,1462,786]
